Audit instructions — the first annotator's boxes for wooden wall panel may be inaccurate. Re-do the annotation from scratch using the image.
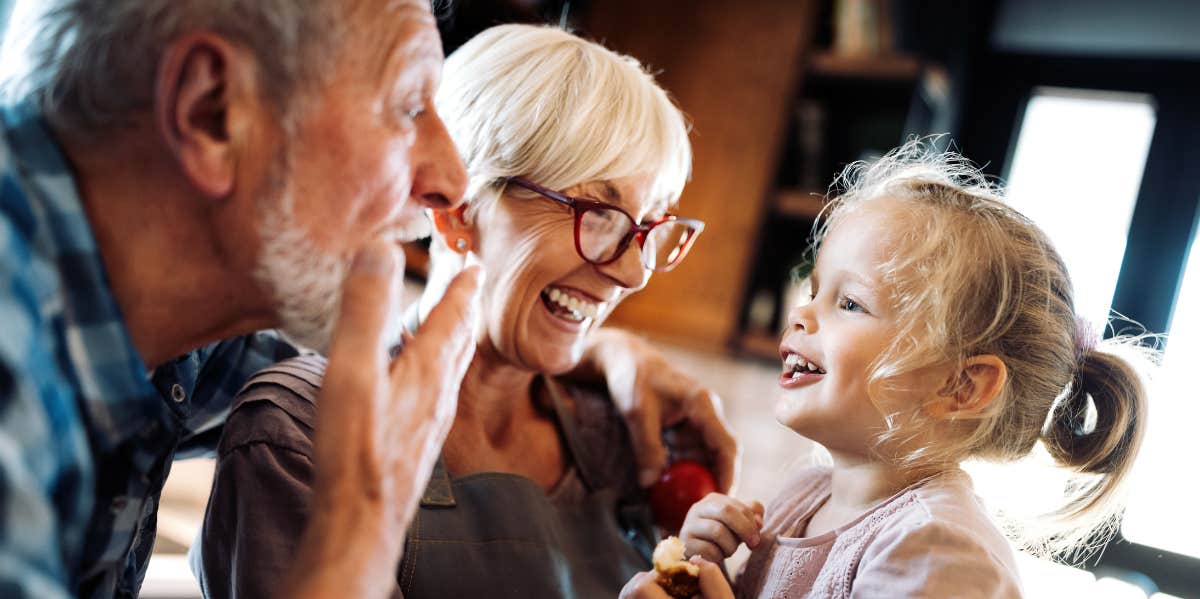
[585,0,817,349]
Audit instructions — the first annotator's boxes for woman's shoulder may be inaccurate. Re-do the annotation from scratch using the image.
[544,377,637,488]
[219,355,328,458]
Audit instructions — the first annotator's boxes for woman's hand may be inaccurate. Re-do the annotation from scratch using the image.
[680,493,765,565]
[578,328,739,491]
[619,558,735,599]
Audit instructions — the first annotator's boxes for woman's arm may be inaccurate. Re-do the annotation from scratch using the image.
[577,328,739,492]
[194,434,316,598]
[192,401,321,599]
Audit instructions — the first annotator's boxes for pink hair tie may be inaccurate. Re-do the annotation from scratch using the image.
[1074,315,1098,362]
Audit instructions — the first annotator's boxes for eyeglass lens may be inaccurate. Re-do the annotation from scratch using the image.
[578,207,697,270]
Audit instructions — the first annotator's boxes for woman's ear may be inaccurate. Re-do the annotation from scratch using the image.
[432,205,474,254]
[927,355,1008,418]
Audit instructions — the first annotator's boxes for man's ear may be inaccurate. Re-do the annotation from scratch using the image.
[928,355,1008,418]
[155,33,249,199]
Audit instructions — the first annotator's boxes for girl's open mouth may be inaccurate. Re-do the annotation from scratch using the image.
[779,351,825,388]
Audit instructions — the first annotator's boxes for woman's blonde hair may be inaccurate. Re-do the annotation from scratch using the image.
[813,138,1154,559]
[434,24,691,219]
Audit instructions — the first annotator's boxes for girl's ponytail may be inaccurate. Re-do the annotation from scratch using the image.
[1039,335,1152,555]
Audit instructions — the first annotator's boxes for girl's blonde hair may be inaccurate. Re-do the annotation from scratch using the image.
[814,138,1153,559]
[435,24,692,220]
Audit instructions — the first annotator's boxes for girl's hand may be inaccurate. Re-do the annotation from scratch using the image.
[619,572,673,599]
[694,556,736,599]
[680,493,765,564]
[618,557,735,599]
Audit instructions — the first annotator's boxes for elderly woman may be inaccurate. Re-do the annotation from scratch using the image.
[193,24,702,598]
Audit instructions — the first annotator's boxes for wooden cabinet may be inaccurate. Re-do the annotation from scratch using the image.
[584,0,821,350]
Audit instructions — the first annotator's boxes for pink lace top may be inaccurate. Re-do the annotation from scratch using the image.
[735,466,1023,598]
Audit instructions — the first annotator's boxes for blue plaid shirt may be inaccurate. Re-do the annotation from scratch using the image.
[0,101,300,598]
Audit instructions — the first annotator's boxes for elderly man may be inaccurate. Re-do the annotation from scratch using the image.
[0,1,737,598]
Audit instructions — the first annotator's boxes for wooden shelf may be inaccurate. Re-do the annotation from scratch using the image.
[808,52,921,80]
[774,188,825,220]
[737,329,782,361]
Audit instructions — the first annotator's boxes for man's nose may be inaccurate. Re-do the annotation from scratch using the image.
[410,111,467,210]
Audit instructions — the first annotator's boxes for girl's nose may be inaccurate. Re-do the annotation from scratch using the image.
[786,301,817,334]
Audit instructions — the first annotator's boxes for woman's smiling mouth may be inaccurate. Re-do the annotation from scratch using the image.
[540,285,606,323]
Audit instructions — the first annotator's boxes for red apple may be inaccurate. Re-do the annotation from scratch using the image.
[649,459,718,533]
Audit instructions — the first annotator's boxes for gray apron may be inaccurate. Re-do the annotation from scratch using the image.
[396,377,656,598]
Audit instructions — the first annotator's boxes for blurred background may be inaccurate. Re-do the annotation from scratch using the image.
[3,0,1199,597]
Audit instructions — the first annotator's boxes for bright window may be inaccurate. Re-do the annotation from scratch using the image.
[1121,221,1200,559]
[1004,87,1157,333]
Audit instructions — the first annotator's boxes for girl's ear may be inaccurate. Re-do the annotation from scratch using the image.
[927,355,1008,418]
[431,205,474,255]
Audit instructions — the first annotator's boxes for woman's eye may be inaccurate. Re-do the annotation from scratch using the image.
[405,106,425,120]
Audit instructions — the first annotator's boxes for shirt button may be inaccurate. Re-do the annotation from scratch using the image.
[110,496,128,513]
[170,384,186,403]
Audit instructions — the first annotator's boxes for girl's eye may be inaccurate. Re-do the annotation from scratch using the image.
[405,106,426,120]
[839,296,866,313]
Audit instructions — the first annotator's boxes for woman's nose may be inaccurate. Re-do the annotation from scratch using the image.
[596,242,651,291]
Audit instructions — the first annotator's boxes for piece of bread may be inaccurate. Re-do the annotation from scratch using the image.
[652,536,700,598]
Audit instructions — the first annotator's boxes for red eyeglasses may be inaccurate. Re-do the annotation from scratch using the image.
[506,177,705,272]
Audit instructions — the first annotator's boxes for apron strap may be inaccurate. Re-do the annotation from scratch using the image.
[420,457,457,507]
[541,376,608,494]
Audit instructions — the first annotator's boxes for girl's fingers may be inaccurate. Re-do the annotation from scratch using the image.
[692,557,736,599]
[692,495,762,547]
[682,537,726,565]
[619,571,672,599]
[690,518,740,557]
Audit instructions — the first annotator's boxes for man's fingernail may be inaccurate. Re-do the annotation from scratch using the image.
[351,245,394,276]
[640,469,659,487]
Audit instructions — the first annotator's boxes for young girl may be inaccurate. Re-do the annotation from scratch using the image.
[622,140,1151,598]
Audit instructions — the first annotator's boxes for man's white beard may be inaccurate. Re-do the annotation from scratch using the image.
[254,196,348,354]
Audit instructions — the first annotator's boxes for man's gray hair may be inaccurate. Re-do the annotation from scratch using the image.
[6,0,343,134]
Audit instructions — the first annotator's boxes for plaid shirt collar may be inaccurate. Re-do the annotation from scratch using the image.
[2,101,162,454]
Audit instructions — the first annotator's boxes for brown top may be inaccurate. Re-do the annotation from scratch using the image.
[189,355,654,599]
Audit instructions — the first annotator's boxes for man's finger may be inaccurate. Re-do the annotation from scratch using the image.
[399,265,483,386]
[326,243,402,390]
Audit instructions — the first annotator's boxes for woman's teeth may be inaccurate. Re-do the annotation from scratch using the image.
[783,353,825,378]
[544,287,602,322]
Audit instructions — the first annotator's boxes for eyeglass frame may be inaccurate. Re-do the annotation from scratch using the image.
[504,177,705,272]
